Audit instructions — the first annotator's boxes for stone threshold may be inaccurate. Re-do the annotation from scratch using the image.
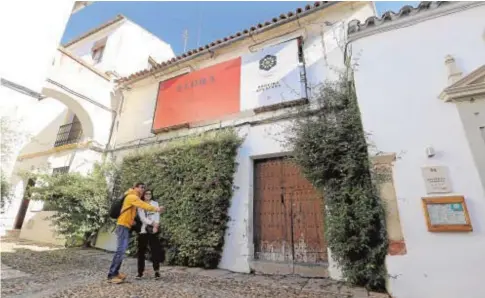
[249,259,329,278]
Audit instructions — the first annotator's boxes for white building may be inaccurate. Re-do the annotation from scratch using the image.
[348,2,485,298]
[96,1,377,279]
[0,12,175,242]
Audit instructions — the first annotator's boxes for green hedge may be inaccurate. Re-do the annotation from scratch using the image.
[118,129,242,269]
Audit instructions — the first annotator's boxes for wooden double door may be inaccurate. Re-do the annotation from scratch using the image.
[253,157,327,264]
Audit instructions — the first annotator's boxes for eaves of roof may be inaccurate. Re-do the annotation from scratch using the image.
[63,14,126,48]
[117,1,340,85]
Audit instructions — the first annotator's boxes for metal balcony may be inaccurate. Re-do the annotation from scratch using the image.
[54,121,83,147]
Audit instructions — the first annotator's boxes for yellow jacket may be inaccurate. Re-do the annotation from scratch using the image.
[117,188,158,228]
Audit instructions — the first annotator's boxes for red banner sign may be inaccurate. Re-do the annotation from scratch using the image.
[152,57,241,132]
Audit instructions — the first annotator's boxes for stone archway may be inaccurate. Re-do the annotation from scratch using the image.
[41,80,114,148]
[41,87,95,141]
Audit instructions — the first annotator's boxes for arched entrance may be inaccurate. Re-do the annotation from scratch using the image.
[41,87,95,141]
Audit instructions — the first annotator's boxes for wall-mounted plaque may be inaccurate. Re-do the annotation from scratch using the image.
[421,166,452,194]
[422,196,472,232]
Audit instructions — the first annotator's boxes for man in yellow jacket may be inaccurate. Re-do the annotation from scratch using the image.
[108,182,163,284]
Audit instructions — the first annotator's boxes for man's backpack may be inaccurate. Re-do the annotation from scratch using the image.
[109,194,127,219]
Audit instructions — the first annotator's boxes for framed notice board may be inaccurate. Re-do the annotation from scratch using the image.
[422,196,472,232]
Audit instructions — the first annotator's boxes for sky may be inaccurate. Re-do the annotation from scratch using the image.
[62,1,419,55]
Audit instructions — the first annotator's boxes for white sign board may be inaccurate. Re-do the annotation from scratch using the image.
[240,39,305,111]
[421,166,452,194]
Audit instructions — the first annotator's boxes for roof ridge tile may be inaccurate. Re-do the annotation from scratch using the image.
[348,1,451,35]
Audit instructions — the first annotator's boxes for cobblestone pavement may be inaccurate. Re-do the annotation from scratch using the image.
[1,237,389,298]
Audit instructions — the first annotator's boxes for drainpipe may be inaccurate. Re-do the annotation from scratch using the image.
[105,109,117,151]
[105,87,126,152]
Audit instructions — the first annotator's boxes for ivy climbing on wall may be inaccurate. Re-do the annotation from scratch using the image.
[118,129,242,269]
[286,65,388,290]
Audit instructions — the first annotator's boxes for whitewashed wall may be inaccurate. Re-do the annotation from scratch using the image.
[45,49,114,147]
[350,4,485,298]
[114,21,175,77]
[66,20,175,78]
[0,47,114,191]
[66,21,124,72]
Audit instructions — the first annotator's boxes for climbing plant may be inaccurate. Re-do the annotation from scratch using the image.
[27,162,116,247]
[286,66,388,290]
[119,129,242,269]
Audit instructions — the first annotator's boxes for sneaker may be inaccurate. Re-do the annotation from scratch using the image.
[135,273,143,279]
[154,271,160,280]
[108,276,124,284]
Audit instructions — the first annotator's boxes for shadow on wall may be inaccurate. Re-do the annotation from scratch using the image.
[303,34,346,99]
[41,87,96,142]
[18,110,68,156]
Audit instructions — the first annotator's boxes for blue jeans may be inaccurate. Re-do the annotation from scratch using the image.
[108,225,130,278]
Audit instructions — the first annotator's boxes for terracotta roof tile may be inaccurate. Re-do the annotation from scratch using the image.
[348,1,452,35]
[117,1,335,84]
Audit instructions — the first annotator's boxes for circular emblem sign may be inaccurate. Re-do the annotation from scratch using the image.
[259,55,277,71]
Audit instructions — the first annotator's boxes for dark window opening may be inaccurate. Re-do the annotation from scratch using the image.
[297,37,304,63]
[92,46,105,64]
[91,37,107,64]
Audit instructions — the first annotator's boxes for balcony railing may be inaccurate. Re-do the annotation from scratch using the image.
[54,121,83,147]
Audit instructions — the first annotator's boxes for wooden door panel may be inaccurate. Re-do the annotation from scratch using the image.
[253,158,327,264]
[254,158,292,262]
[283,160,327,263]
